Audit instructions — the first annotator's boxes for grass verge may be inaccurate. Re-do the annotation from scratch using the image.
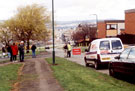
[46,57,135,91]
[0,64,22,91]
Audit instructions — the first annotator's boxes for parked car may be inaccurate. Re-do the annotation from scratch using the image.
[84,38,124,69]
[45,46,50,49]
[109,46,135,81]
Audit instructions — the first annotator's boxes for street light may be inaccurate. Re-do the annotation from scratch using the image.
[52,0,55,64]
[90,14,98,37]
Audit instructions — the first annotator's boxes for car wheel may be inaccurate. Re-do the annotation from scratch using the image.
[84,57,89,67]
[109,68,115,77]
[94,61,99,70]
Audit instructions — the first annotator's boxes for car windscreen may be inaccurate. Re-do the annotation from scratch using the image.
[99,41,110,50]
[128,48,135,59]
[111,40,122,50]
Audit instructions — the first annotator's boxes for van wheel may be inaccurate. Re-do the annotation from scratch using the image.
[94,61,99,69]
[84,57,89,67]
[85,63,89,67]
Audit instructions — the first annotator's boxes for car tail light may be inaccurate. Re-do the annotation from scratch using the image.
[97,54,100,60]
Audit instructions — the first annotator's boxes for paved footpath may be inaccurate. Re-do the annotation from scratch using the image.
[17,51,64,91]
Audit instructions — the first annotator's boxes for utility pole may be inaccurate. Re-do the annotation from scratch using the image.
[52,0,55,64]
[90,14,98,37]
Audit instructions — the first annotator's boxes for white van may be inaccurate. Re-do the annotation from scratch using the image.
[84,38,124,69]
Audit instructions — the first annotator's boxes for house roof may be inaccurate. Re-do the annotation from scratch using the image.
[98,20,125,23]
[125,9,135,13]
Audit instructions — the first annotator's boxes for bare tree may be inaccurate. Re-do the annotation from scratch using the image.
[72,23,97,42]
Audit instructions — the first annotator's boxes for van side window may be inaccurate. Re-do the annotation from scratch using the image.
[90,43,97,52]
[99,41,110,50]
[88,44,91,52]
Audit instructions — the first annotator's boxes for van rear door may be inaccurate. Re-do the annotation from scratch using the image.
[111,40,123,53]
[99,40,112,62]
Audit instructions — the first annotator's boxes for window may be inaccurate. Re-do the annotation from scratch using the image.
[88,44,91,52]
[111,40,122,50]
[120,48,130,59]
[100,41,110,50]
[128,48,135,59]
[106,24,117,30]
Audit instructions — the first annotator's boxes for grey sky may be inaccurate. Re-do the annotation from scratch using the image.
[0,0,135,21]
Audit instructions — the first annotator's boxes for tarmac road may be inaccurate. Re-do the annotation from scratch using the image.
[47,48,109,75]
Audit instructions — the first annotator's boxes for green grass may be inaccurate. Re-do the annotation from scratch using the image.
[0,64,22,91]
[25,47,45,56]
[46,57,135,91]
[81,47,87,53]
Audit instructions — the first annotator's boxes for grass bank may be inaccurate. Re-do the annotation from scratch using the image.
[46,57,135,91]
[0,64,22,91]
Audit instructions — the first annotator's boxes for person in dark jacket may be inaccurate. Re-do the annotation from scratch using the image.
[63,43,68,57]
[31,44,37,58]
[2,45,6,58]
[18,41,24,62]
[7,44,12,62]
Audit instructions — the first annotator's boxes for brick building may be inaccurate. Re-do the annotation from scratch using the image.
[118,9,135,44]
[97,20,125,38]
[125,9,135,34]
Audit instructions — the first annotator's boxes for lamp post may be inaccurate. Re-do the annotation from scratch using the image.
[90,14,98,37]
[52,0,55,64]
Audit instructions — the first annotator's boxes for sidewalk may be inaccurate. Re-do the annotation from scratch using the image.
[15,51,64,91]
[48,48,85,66]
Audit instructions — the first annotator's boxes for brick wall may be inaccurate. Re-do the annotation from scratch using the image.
[97,22,106,38]
[125,12,135,34]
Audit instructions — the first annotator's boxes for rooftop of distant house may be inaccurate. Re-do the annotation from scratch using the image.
[98,20,125,23]
[125,9,135,13]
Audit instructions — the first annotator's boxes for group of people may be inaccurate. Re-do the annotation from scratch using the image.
[63,43,72,58]
[2,41,37,62]
[6,41,25,62]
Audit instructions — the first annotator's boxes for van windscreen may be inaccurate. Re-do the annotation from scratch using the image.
[100,41,110,50]
[111,40,122,50]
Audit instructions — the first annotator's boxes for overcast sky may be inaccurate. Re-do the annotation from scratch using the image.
[0,0,135,21]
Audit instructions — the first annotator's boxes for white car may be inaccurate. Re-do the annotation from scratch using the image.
[84,38,124,69]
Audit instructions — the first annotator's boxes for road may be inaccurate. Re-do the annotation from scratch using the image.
[47,48,109,75]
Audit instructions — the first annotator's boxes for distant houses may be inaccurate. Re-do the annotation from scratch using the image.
[97,9,135,44]
[97,20,125,38]
[55,8,135,45]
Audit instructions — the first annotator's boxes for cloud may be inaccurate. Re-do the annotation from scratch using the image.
[0,0,135,21]
[54,0,135,21]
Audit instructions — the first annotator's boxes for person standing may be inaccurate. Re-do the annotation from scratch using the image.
[31,44,37,58]
[11,43,18,62]
[18,41,24,62]
[67,43,72,58]
[2,45,6,58]
[63,43,68,57]
[7,44,13,62]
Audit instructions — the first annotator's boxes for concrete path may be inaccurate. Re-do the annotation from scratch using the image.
[18,52,64,91]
